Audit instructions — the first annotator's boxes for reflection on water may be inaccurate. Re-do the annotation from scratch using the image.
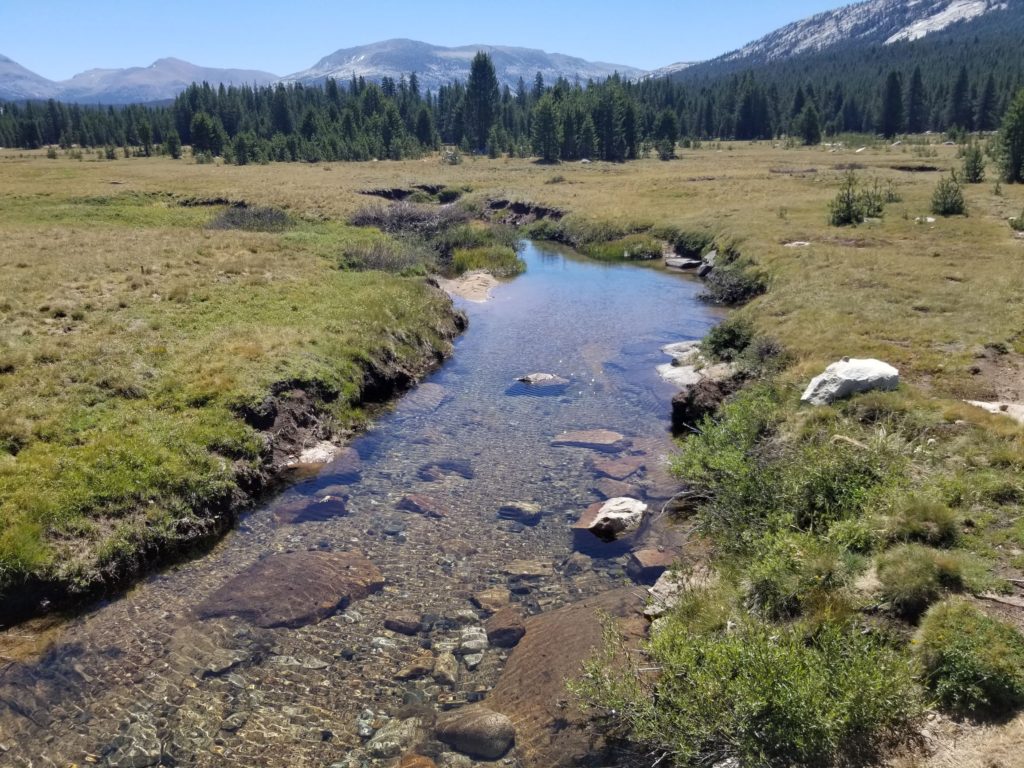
[0,241,721,766]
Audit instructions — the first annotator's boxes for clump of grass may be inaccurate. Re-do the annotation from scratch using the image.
[342,240,430,274]
[208,205,290,232]
[887,497,959,547]
[574,588,923,768]
[915,598,1024,716]
[877,544,966,618]
[452,245,525,277]
[1010,209,1024,232]
[584,234,662,261]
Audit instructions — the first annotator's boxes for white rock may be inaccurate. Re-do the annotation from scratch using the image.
[801,358,899,405]
[661,340,702,364]
[965,401,1024,425]
[657,363,703,387]
[586,497,648,538]
[294,440,337,465]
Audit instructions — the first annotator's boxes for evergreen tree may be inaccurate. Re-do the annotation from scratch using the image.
[880,71,904,138]
[799,103,822,145]
[999,89,1024,183]
[947,65,973,130]
[578,115,597,160]
[165,130,182,159]
[906,65,927,133]
[976,73,999,132]
[464,52,500,152]
[531,94,561,163]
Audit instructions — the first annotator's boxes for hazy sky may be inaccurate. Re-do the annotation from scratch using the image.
[2,1,848,80]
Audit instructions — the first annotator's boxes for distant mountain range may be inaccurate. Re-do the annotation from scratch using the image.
[1,1,1018,104]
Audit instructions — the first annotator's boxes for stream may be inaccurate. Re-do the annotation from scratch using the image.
[0,240,722,767]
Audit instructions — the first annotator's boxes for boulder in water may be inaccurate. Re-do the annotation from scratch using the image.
[436,707,516,760]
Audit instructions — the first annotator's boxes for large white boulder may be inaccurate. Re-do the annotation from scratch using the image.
[801,358,899,405]
[574,497,648,541]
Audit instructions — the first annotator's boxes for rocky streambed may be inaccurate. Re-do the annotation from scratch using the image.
[0,241,722,767]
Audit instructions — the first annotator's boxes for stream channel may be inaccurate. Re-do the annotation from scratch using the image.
[0,240,722,767]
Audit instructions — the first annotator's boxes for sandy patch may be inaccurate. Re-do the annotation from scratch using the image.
[437,270,500,302]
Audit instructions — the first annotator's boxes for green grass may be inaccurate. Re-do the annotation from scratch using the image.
[0,173,458,600]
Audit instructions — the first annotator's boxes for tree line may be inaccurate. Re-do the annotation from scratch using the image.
[1,43,1023,163]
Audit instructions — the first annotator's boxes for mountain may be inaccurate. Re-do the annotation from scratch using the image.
[716,0,1012,67]
[0,55,277,104]
[57,58,278,104]
[0,54,57,100]
[283,39,644,92]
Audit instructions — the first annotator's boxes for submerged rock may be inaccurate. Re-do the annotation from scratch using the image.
[591,454,645,481]
[574,498,648,542]
[626,548,676,584]
[436,707,515,760]
[397,494,449,519]
[105,720,163,768]
[472,587,511,613]
[551,429,628,452]
[417,459,475,481]
[497,501,543,526]
[196,550,384,629]
[485,607,526,648]
[516,372,569,386]
[384,611,423,636]
[801,358,899,405]
[367,717,424,759]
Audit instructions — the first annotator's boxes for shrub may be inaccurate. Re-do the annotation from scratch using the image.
[887,497,959,547]
[962,144,986,183]
[877,544,965,618]
[701,315,754,362]
[915,598,1024,715]
[829,172,865,226]
[350,201,468,236]
[575,600,923,768]
[745,532,855,620]
[208,206,290,232]
[931,173,967,216]
[700,255,767,305]
[1011,209,1024,232]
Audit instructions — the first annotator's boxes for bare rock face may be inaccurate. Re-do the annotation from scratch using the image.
[196,551,384,629]
[436,707,516,760]
[801,358,899,405]
[485,607,526,648]
[487,588,647,767]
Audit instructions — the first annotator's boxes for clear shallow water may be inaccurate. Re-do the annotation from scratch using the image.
[0,242,721,767]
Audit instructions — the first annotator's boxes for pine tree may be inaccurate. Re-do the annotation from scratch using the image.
[799,103,822,145]
[947,66,973,130]
[464,52,500,152]
[975,73,999,132]
[880,71,904,138]
[906,66,927,133]
[999,89,1024,183]
[578,115,597,160]
[531,94,561,163]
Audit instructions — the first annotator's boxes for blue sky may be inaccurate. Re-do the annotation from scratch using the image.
[2,1,848,79]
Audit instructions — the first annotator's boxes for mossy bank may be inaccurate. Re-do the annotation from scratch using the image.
[0,164,466,622]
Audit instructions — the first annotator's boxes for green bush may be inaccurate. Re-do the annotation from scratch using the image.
[962,144,986,183]
[931,173,967,216]
[877,544,965,618]
[828,171,890,226]
[701,315,754,362]
[575,597,923,768]
[887,497,959,547]
[915,598,1024,715]
[700,255,767,305]
[1011,209,1024,232]
[745,532,856,620]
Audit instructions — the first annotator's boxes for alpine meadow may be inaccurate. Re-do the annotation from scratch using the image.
[2,2,1024,767]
